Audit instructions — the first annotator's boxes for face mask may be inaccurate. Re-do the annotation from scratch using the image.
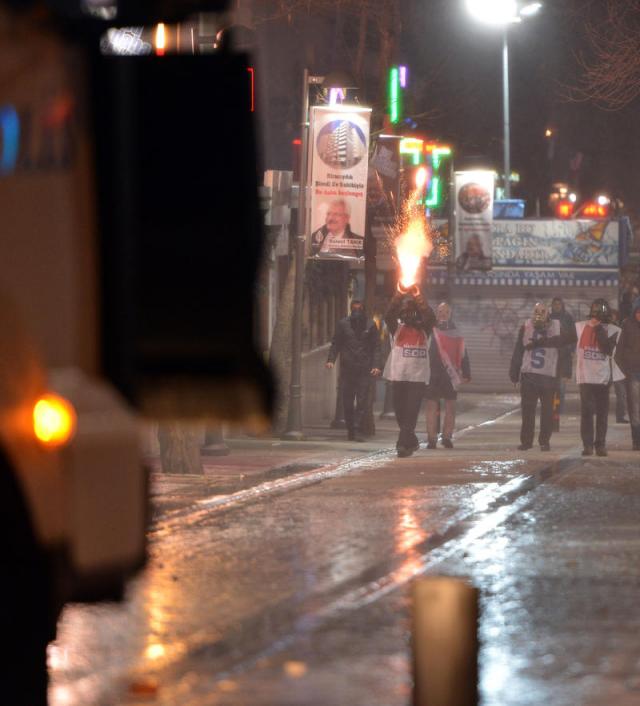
[350,310,365,322]
[402,310,421,327]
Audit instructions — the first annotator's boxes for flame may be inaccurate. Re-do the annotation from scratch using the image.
[393,190,433,289]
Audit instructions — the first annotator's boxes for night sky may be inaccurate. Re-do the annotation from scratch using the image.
[253,0,640,217]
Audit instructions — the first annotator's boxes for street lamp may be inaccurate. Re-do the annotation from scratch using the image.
[466,0,542,199]
[282,69,357,440]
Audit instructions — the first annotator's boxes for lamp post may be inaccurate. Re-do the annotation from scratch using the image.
[282,69,357,440]
[466,0,542,199]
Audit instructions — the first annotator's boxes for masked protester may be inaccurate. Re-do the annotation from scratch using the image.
[424,302,471,449]
[575,298,622,457]
[614,299,640,450]
[510,301,575,451]
[383,286,436,457]
[550,297,575,415]
[610,310,629,423]
[326,300,382,441]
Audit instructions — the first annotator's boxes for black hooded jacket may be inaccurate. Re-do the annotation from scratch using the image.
[615,301,640,377]
[327,313,382,373]
[550,300,575,379]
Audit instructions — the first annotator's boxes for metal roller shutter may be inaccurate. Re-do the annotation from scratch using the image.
[425,280,619,393]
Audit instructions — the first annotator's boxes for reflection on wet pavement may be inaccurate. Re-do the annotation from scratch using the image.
[49,406,640,706]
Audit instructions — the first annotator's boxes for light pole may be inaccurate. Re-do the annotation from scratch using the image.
[466,0,542,199]
[282,70,357,440]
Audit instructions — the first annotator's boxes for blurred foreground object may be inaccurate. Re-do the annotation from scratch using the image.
[0,0,270,700]
[412,577,479,706]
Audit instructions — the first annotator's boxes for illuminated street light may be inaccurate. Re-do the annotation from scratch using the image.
[466,0,543,198]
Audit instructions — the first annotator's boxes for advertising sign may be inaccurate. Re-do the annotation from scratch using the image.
[454,170,494,271]
[309,105,371,260]
[491,219,619,268]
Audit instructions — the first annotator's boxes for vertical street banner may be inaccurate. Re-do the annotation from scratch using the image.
[309,105,372,260]
[454,170,494,271]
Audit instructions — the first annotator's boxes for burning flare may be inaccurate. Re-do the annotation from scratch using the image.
[393,190,433,289]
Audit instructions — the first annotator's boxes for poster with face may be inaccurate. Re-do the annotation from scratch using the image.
[309,106,371,260]
[454,170,494,271]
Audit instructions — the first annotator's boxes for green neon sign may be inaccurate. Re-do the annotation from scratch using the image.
[388,67,401,124]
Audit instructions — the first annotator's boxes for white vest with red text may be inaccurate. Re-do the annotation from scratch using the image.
[383,324,430,383]
[520,319,560,378]
[575,321,621,385]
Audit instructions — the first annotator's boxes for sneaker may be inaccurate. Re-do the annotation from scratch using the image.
[354,434,366,443]
[397,446,411,458]
[616,418,629,424]
[595,446,608,457]
[441,438,453,449]
[582,446,593,456]
[518,444,532,451]
[540,443,551,452]
[426,441,437,450]
[409,440,420,453]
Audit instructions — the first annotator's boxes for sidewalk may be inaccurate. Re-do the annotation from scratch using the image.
[148,393,521,518]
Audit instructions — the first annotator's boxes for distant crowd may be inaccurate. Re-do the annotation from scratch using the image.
[326,285,640,458]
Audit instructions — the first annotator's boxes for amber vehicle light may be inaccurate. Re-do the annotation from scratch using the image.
[33,394,77,447]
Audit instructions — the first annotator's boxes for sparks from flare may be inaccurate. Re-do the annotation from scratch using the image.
[390,189,433,289]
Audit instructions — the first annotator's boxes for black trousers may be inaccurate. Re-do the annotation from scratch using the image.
[520,377,555,446]
[342,370,371,434]
[392,381,425,449]
[579,383,610,449]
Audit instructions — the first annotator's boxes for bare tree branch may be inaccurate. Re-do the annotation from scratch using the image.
[568,0,640,109]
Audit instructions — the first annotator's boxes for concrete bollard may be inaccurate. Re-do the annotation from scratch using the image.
[412,577,479,706]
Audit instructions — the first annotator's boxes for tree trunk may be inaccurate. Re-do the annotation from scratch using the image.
[158,423,203,475]
[268,256,296,433]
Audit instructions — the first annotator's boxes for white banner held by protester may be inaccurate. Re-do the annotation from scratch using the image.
[309,105,372,261]
[454,170,494,271]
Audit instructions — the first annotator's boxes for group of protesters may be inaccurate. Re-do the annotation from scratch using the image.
[326,286,640,458]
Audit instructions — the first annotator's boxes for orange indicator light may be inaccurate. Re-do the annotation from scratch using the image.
[33,394,76,447]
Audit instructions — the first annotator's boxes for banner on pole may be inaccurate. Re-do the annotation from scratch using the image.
[309,105,372,261]
[454,170,494,271]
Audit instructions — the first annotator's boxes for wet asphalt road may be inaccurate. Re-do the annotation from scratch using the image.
[49,395,640,706]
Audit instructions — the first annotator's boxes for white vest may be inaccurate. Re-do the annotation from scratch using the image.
[521,319,560,378]
[383,324,430,383]
[575,321,621,385]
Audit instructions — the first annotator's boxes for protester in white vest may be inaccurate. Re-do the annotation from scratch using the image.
[575,298,621,457]
[510,302,576,452]
[383,286,436,457]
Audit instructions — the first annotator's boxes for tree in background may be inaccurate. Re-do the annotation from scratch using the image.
[569,0,640,110]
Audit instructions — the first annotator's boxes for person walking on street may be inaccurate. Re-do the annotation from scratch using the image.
[384,286,436,457]
[614,299,640,450]
[424,302,471,449]
[510,302,575,452]
[550,297,574,416]
[575,298,621,457]
[326,300,382,441]
[611,309,629,423]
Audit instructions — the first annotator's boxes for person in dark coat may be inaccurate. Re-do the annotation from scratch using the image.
[510,301,576,452]
[326,300,382,441]
[550,297,575,415]
[615,299,640,450]
[383,286,436,457]
[424,302,471,449]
